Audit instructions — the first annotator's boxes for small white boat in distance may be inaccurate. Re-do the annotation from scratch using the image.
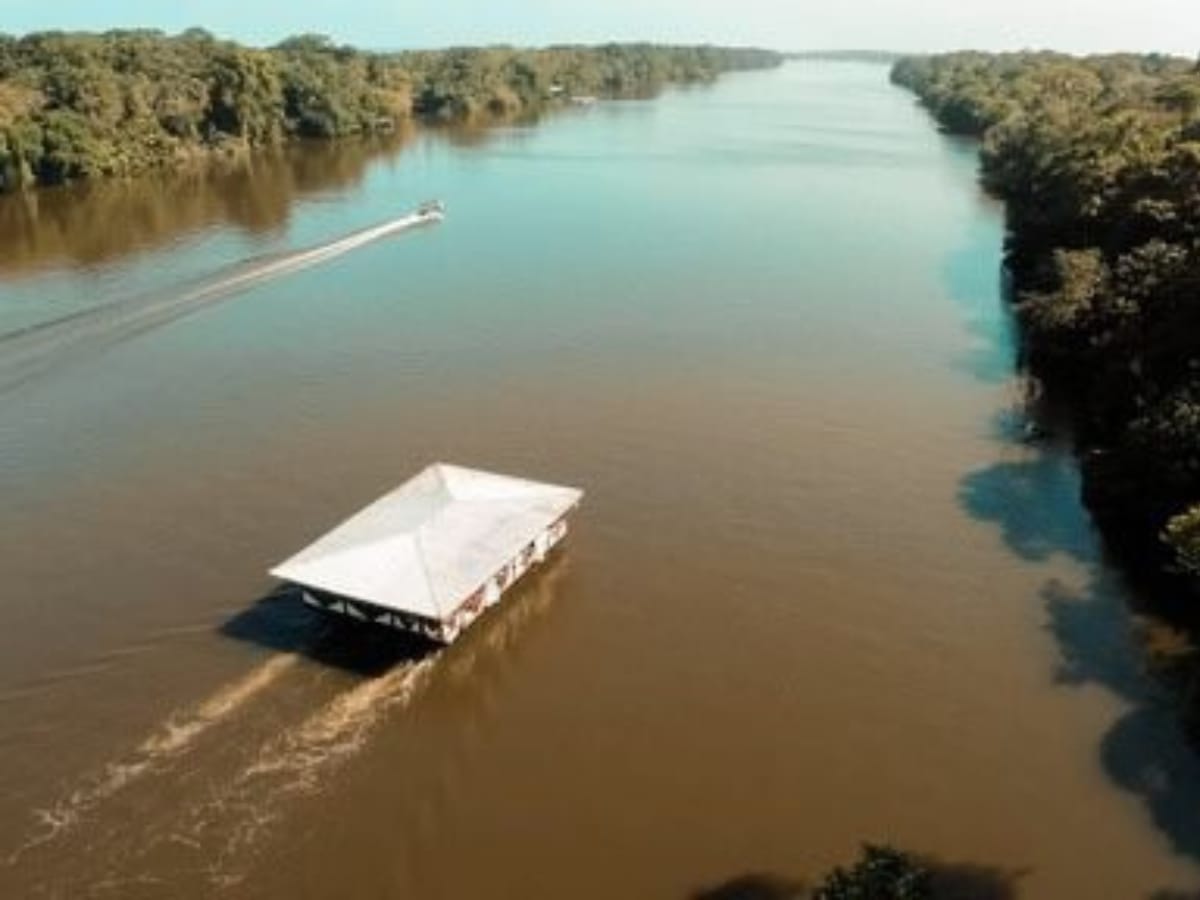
[270,464,583,644]
[417,200,446,218]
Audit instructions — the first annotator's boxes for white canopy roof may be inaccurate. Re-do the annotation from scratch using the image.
[270,464,582,621]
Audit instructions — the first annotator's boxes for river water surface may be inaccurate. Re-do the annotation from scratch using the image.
[1,62,1199,899]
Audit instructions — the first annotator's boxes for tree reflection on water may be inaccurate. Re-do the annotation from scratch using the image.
[0,128,415,279]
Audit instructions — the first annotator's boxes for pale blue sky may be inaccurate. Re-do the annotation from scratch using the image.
[2,0,1197,56]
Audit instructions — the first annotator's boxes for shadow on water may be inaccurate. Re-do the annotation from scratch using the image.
[923,860,1024,900]
[1046,563,1200,868]
[691,856,1022,900]
[958,450,1200,867]
[220,547,573,677]
[958,455,1095,564]
[219,588,436,677]
[941,164,1200,877]
[692,874,807,900]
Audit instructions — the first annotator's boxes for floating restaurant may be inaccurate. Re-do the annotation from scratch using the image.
[270,463,583,643]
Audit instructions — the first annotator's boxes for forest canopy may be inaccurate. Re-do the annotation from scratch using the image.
[0,29,781,191]
[892,51,1200,587]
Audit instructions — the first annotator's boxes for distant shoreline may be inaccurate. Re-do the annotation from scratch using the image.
[787,49,902,63]
[0,32,782,193]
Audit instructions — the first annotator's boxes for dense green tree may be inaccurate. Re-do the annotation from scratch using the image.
[1166,505,1200,574]
[0,30,780,190]
[893,51,1200,586]
[812,845,932,900]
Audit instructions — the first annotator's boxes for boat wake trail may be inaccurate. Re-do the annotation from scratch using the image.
[0,570,568,897]
[178,573,566,887]
[241,659,434,788]
[1,653,440,896]
[0,209,443,393]
[6,654,300,863]
[175,658,437,887]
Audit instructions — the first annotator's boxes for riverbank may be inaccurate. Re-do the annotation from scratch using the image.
[0,31,781,192]
[891,53,1200,628]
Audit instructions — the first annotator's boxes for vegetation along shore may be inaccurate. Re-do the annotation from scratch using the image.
[892,52,1200,623]
[0,30,781,191]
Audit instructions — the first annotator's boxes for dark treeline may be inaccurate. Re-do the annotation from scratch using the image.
[891,53,1200,599]
[0,29,781,191]
[695,844,1018,899]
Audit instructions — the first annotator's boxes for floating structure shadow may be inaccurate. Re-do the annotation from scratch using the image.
[219,587,437,677]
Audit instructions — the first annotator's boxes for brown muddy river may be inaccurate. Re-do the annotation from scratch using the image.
[1,62,1198,898]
